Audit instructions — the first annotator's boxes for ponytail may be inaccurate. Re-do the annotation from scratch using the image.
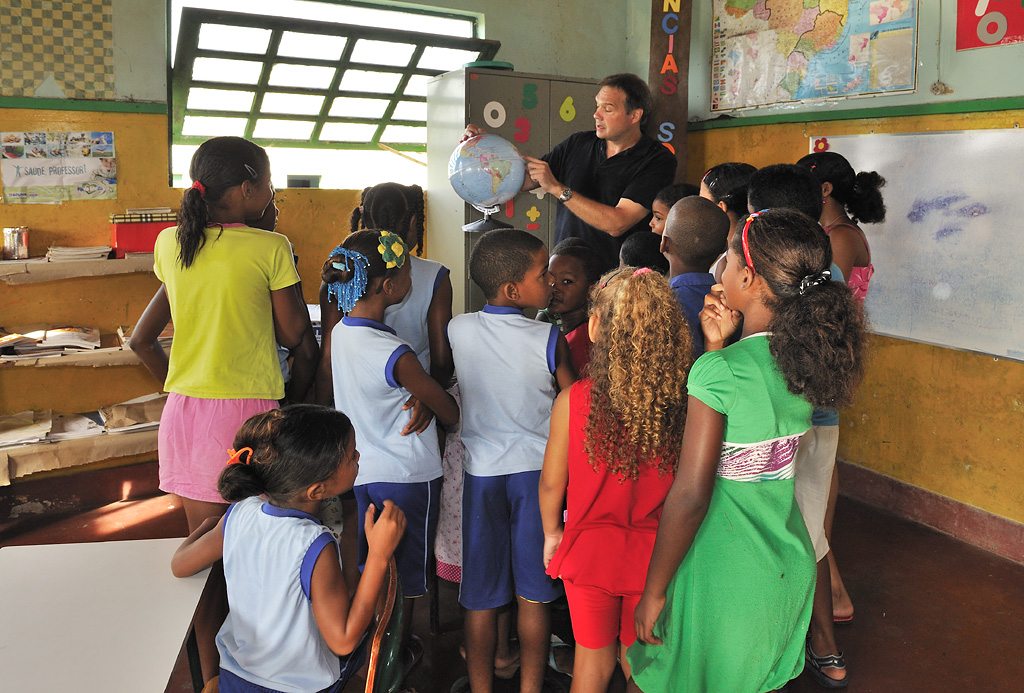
[177,137,268,268]
[768,281,866,409]
[847,170,886,224]
[217,405,355,505]
[797,152,886,225]
[321,229,408,313]
[405,184,425,255]
[350,186,370,234]
[702,162,757,218]
[359,182,425,254]
[736,209,866,409]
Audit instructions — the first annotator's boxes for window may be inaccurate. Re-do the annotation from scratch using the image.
[170,1,499,188]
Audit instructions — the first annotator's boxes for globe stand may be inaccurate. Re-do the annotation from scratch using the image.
[462,204,513,233]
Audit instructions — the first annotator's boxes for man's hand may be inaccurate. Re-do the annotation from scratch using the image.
[523,156,563,196]
[461,124,486,143]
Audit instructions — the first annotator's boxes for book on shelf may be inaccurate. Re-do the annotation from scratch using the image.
[125,207,172,215]
[46,246,113,261]
[9,326,101,354]
[110,207,177,224]
[0,329,41,349]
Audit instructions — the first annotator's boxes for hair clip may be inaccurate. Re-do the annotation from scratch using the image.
[227,447,253,465]
[243,163,258,179]
[190,180,206,196]
[741,211,762,272]
[377,231,408,269]
[327,246,369,314]
[633,267,654,276]
[799,269,831,295]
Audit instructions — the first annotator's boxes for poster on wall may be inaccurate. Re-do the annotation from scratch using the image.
[956,0,1024,50]
[711,0,918,111]
[1,131,117,204]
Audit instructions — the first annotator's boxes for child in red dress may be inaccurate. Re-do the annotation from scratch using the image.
[539,267,694,690]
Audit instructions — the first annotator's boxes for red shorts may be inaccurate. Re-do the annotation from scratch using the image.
[563,581,642,650]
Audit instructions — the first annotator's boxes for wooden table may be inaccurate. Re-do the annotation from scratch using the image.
[0,537,210,691]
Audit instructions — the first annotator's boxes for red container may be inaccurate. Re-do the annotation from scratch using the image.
[110,222,172,258]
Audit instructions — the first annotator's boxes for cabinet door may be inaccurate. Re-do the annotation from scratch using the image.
[465,72,553,311]
[544,80,601,255]
[466,72,551,235]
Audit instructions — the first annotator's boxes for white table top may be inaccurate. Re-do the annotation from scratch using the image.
[0,537,210,691]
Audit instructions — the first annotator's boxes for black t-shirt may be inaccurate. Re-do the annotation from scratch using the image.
[543,131,676,271]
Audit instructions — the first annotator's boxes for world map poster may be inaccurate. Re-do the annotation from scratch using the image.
[711,0,918,111]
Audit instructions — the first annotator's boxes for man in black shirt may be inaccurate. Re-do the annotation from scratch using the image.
[466,74,677,271]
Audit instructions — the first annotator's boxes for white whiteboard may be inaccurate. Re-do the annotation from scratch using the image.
[812,129,1024,361]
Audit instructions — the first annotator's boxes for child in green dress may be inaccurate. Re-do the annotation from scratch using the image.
[628,208,866,693]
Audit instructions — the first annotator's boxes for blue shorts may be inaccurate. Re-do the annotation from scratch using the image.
[354,479,440,598]
[459,470,560,610]
[218,630,367,692]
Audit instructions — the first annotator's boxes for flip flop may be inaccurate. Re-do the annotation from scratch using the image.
[494,646,521,680]
[457,643,521,679]
[404,634,424,677]
[832,614,854,624]
[548,634,572,677]
[804,640,848,689]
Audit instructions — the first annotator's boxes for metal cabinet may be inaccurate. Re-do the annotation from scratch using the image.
[426,67,599,314]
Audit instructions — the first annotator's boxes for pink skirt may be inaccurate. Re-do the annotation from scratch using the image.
[158,393,278,503]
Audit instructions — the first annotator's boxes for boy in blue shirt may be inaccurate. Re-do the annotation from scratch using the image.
[448,229,576,693]
[660,195,730,356]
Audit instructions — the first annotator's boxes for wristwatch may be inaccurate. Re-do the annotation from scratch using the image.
[557,187,573,202]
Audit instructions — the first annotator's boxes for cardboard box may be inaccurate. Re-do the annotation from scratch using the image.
[110,222,170,258]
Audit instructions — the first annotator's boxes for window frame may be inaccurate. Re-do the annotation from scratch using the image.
[169,7,499,153]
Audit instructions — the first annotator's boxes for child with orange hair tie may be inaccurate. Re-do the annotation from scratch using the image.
[539,267,693,691]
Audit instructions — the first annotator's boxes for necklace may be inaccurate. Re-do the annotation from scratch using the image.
[822,213,847,229]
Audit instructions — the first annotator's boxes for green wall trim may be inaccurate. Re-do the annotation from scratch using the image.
[687,97,1024,131]
[0,97,168,114]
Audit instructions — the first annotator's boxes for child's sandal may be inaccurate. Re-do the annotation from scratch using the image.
[804,641,848,689]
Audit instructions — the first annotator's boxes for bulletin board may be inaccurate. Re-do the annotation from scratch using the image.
[812,129,1024,361]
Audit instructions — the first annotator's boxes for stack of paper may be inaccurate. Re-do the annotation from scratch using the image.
[119,321,173,350]
[0,330,41,350]
[0,411,52,448]
[98,392,166,434]
[46,246,112,261]
[11,326,101,356]
[47,412,105,441]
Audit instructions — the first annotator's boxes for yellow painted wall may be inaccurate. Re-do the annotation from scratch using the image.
[687,110,1024,524]
[0,108,360,417]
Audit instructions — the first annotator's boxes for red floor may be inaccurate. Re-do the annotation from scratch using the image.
[2,492,1021,692]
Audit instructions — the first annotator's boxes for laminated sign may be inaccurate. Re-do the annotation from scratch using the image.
[1,131,117,204]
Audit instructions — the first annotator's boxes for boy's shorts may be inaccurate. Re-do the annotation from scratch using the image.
[459,470,560,610]
[354,478,441,598]
[563,581,641,649]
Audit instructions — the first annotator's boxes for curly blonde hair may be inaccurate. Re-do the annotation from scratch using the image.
[584,268,694,480]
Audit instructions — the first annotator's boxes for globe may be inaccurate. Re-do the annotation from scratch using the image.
[448,134,526,210]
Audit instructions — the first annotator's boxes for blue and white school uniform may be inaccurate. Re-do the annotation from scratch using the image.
[331,316,442,597]
[217,496,366,693]
[384,255,449,370]
[448,305,561,609]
